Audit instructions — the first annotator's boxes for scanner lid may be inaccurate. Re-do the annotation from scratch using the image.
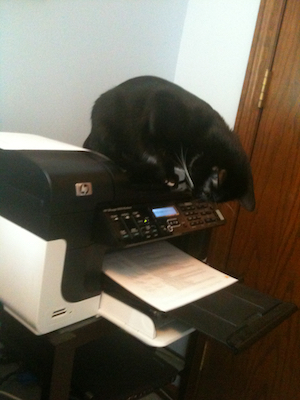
[0,148,115,213]
[0,133,123,239]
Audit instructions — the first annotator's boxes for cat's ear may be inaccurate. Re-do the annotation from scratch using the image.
[212,166,227,188]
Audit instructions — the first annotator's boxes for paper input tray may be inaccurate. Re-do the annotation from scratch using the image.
[99,278,297,352]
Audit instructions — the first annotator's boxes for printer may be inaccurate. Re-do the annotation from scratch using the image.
[0,133,296,352]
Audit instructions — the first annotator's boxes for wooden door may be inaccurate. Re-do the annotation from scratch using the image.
[193,0,300,399]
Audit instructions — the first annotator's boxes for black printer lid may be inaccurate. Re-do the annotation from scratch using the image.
[0,149,116,214]
[0,149,120,241]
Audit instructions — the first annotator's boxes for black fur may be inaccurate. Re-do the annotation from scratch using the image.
[84,76,255,211]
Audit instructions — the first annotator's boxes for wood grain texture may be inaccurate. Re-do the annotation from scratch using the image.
[207,0,287,272]
[228,0,300,299]
[195,1,300,399]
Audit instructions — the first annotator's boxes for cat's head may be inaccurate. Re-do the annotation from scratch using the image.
[188,156,255,212]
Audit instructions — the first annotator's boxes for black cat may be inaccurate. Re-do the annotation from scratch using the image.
[84,76,255,211]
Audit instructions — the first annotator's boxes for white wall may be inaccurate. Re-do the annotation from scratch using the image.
[0,0,188,145]
[175,0,261,128]
[0,1,260,147]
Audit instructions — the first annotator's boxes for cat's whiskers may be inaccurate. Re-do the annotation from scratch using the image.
[224,202,235,214]
[176,147,195,189]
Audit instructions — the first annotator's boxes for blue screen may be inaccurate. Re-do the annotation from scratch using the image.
[152,206,178,218]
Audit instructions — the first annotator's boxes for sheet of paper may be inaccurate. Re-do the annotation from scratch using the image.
[103,241,237,312]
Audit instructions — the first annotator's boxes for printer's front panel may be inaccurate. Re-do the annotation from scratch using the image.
[98,199,225,247]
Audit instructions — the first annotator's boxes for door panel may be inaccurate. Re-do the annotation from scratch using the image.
[207,0,287,271]
[228,0,300,299]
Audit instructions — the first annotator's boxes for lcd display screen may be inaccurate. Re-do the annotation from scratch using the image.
[152,206,178,218]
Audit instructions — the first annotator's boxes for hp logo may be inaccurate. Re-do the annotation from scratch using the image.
[75,182,93,196]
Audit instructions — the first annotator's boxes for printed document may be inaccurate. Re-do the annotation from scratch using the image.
[103,241,237,312]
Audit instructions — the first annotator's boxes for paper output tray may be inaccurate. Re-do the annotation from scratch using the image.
[170,282,297,352]
[100,276,297,351]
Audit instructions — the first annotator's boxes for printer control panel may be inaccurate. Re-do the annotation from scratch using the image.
[101,200,225,246]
